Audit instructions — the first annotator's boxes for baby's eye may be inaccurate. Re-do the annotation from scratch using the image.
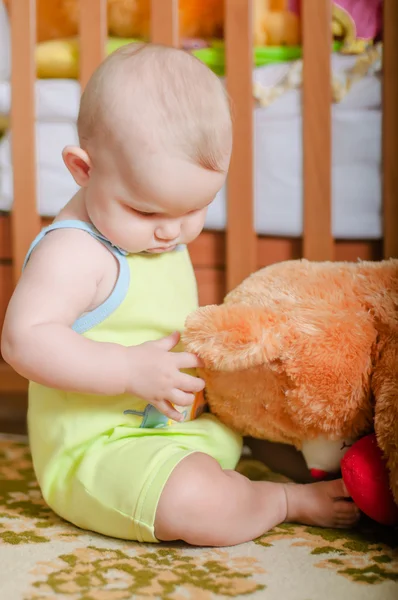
[134,209,156,217]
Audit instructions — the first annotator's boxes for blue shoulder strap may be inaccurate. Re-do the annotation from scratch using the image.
[23,220,130,334]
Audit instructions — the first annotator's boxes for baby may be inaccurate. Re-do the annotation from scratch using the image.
[1,44,359,546]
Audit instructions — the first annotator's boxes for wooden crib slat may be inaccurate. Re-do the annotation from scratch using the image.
[79,0,107,90]
[151,0,179,47]
[383,0,398,259]
[302,0,333,261]
[10,0,41,283]
[225,0,256,290]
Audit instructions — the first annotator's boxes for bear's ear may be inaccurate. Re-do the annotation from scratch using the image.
[183,304,288,371]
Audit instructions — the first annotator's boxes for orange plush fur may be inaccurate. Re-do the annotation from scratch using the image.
[184,259,398,503]
[3,0,224,43]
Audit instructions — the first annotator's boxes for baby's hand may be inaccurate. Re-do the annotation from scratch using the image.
[125,331,205,422]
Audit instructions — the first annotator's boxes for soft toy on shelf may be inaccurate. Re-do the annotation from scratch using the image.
[4,0,80,42]
[289,0,383,54]
[183,259,398,527]
[3,0,300,47]
[254,0,301,46]
[3,0,224,43]
[3,0,382,50]
[332,0,383,54]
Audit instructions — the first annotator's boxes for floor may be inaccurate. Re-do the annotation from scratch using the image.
[0,392,27,434]
[0,433,397,600]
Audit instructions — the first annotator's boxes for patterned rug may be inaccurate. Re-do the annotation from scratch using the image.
[0,434,397,600]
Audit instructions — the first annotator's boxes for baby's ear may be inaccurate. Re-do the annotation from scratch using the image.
[183,304,287,371]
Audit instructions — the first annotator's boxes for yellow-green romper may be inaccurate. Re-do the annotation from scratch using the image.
[25,221,242,543]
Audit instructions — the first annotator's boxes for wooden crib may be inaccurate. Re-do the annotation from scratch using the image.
[0,0,397,395]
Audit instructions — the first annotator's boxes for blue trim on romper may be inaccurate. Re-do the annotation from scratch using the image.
[23,220,130,335]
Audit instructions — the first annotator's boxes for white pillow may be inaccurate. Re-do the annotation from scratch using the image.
[0,2,11,81]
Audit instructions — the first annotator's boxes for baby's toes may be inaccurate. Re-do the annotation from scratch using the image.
[334,516,360,529]
[328,478,351,500]
[334,500,360,528]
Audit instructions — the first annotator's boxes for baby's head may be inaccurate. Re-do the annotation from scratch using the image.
[63,43,232,253]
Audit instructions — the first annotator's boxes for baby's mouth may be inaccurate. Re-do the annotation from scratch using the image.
[146,244,177,253]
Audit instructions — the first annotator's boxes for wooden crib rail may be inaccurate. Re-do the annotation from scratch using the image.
[2,0,397,396]
[383,0,398,259]
[225,0,335,288]
[7,0,398,293]
[302,0,333,261]
[151,0,179,47]
[79,0,107,91]
[225,0,256,290]
[9,0,40,282]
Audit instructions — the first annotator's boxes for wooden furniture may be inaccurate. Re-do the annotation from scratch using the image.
[0,0,397,396]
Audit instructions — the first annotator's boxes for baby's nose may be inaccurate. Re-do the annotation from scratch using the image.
[155,221,180,241]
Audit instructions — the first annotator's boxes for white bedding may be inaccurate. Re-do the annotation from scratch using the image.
[0,55,383,239]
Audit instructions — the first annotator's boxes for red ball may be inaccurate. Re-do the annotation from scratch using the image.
[341,434,398,526]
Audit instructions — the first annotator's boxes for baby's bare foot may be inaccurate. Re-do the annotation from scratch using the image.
[284,479,360,529]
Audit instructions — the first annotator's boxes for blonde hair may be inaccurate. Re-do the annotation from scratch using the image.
[78,43,232,173]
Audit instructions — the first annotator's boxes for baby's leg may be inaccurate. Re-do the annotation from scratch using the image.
[155,453,360,547]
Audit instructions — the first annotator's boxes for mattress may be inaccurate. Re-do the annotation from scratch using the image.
[0,55,383,239]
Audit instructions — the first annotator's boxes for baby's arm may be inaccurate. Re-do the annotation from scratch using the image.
[1,229,203,418]
[2,229,129,395]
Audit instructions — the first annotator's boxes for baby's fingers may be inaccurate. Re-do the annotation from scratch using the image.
[170,389,196,407]
[177,372,205,394]
[156,400,185,423]
[175,351,204,369]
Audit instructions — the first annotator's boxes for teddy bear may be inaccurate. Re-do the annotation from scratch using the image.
[183,259,398,525]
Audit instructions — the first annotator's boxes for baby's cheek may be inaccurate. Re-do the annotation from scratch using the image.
[186,213,206,240]
[123,219,152,252]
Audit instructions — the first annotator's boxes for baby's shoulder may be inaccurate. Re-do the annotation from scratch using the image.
[26,226,117,281]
